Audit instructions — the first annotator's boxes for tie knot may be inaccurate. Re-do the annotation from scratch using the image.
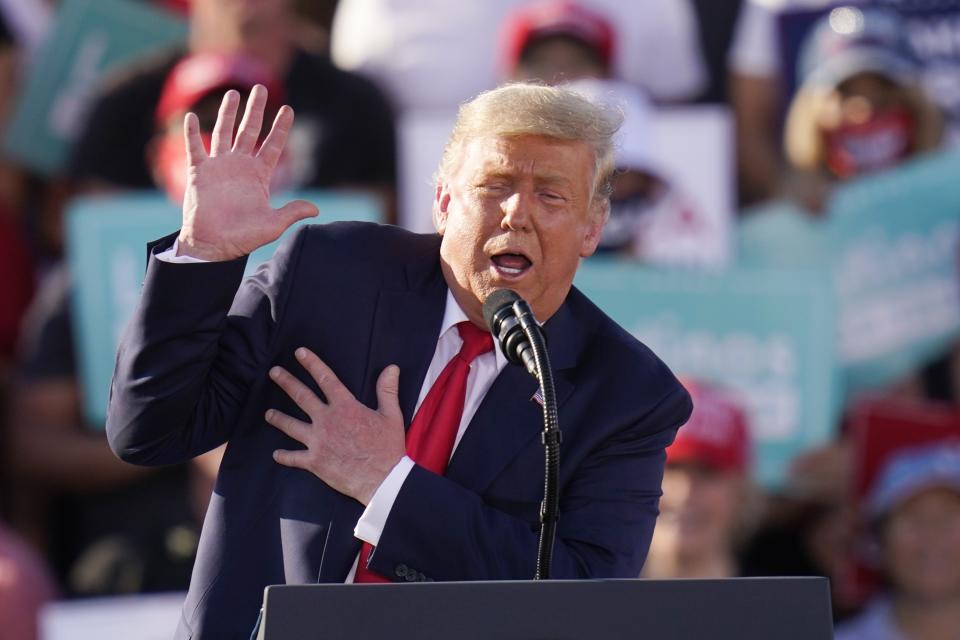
[456,321,494,363]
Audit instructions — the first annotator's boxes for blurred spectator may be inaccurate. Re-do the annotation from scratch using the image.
[566,78,717,266]
[69,0,396,217]
[728,0,837,205]
[741,438,864,621]
[501,1,613,85]
[775,7,953,411]
[289,0,340,56]
[3,51,290,596]
[330,0,707,112]
[780,6,942,213]
[643,380,756,579]
[687,0,745,104]
[0,214,34,371]
[836,442,960,639]
[8,266,198,596]
[149,52,287,204]
[0,1,51,218]
[0,521,56,640]
[0,0,53,63]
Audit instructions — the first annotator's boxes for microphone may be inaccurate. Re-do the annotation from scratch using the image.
[482,289,542,379]
[482,288,561,580]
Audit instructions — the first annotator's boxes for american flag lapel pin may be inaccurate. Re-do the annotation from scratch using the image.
[531,387,545,407]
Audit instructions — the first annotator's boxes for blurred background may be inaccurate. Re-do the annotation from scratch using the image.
[2,0,960,638]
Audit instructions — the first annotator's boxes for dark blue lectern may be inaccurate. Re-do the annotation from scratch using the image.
[257,577,833,639]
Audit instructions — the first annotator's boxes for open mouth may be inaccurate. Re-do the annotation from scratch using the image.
[491,252,532,278]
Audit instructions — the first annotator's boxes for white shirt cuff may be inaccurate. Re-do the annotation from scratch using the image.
[155,238,210,264]
[353,455,415,547]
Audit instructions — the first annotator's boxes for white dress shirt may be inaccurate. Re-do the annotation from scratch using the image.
[156,242,510,580]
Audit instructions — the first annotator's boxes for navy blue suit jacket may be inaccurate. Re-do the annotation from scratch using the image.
[106,222,692,639]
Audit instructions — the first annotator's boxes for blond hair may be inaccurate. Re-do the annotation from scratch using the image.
[436,82,622,204]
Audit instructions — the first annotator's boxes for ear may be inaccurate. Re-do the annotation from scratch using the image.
[433,181,452,235]
[578,200,609,258]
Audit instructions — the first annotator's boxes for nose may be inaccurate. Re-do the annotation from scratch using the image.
[841,95,874,125]
[500,192,532,231]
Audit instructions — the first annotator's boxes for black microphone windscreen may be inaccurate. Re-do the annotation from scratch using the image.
[482,288,520,332]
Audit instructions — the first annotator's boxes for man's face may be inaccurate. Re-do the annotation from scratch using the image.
[882,487,960,601]
[191,0,292,73]
[654,464,743,561]
[435,134,605,326]
[512,36,608,85]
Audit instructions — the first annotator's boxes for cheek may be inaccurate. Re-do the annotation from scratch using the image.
[692,482,742,530]
[439,211,493,277]
[884,530,929,573]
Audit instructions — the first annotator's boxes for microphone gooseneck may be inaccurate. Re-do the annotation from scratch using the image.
[483,289,561,580]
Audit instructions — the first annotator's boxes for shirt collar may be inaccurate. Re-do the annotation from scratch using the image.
[441,290,510,370]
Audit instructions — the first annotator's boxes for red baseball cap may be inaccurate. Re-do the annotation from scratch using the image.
[155,52,284,126]
[500,1,615,74]
[666,378,751,473]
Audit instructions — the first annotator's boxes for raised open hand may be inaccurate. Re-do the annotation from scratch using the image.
[176,85,318,261]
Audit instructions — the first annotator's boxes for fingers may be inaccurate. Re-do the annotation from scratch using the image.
[273,448,310,469]
[233,84,268,154]
[269,365,325,414]
[210,90,240,156]
[275,199,319,228]
[256,105,293,171]
[376,365,402,422]
[294,348,350,403]
[264,408,311,444]
[183,112,207,166]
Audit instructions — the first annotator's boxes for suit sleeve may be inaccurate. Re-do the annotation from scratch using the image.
[366,383,692,581]
[106,228,307,465]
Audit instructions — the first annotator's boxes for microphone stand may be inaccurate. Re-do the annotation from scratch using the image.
[513,302,561,581]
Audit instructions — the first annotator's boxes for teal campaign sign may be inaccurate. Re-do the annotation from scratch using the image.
[829,150,960,392]
[66,190,383,427]
[740,150,960,395]
[574,261,840,488]
[3,0,186,174]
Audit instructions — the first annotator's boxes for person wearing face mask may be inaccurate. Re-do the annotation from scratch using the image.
[779,6,943,213]
[4,55,282,603]
[149,53,289,205]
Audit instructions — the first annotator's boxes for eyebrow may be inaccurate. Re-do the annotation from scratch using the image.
[535,174,574,187]
[475,168,575,188]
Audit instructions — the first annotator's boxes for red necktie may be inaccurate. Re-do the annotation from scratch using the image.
[354,321,494,583]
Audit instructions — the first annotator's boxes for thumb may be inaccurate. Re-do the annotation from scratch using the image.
[376,365,402,422]
[275,199,319,229]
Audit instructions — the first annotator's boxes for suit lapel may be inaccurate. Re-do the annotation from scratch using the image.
[445,297,581,494]
[318,235,446,582]
[357,241,447,426]
[360,287,446,426]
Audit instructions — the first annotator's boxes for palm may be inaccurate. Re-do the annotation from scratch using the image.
[178,86,317,261]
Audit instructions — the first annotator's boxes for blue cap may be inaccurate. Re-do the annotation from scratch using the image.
[866,441,960,519]
[798,6,917,89]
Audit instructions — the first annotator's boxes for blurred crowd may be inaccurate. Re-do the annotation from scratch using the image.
[2,1,960,638]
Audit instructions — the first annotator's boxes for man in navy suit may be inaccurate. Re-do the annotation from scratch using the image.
[107,82,692,638]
